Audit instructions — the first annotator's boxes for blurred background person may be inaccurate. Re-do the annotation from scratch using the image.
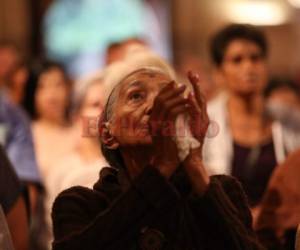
[22,61,75,182]
[20,61,75,250]
[5,60,29,106]
[204,24,300,205]
[0,40,44,250]
[0,145,29,250]
[0,45,42,217]
[0,41,29,107]
[44,71,107,249]
[105,38,147,65]
[254,148,300,250]
[296,225,300,250]
[203,23,300,249]
[0,41,20,87]
[264,76,300,132]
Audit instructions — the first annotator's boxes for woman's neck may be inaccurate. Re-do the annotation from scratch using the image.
[228,92,273,146]
[37,116,67,128]
[228,92,265,117]
[121,145,153,179]
[76,137,103,163]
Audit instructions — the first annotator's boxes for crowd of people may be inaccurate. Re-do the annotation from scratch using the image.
[0,24,300,250]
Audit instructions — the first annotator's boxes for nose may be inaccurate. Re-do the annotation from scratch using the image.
[242,57,253,69]
[145,95,155,115]
[145,103,153,115]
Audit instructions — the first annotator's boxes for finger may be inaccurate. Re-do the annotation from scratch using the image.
[166,104,190,120]
[187,92,201,117]
[188,71,200,86]
[190,87,207,122]
[154,85,186,119]
[164,96,189,112]
[159,83,186,101]
[188,71,206,108]
[187,92,209,127]
[153,82,182,111]
[159,80,176,96]
[159,95,190,122]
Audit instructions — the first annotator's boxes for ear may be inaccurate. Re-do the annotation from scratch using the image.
[100,122,119,149]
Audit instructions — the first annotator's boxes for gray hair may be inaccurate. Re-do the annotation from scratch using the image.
[72,71,103,115]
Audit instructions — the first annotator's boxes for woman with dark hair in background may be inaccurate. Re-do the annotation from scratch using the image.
[22,61,75,182]
[204,24,300,249]
[16,61,76,250]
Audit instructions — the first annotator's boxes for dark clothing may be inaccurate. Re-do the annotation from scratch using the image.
[232,140,277,206]
[52,166,264,250]
[0,145,21,214]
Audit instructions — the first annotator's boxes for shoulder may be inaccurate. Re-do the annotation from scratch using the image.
[52,185,108,216]
[207,92,228,116]
[52,167,120,217]
[1,95,29,124]
[51,185,109,242]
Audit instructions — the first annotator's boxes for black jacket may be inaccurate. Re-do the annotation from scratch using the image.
[52,165,264,250]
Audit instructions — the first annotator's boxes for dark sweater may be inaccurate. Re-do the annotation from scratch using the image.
[51,166,264,250]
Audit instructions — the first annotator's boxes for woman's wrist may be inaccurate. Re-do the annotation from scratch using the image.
[183,148,210,195]
[152,159,177,179]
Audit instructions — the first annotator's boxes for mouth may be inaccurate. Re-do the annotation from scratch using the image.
[135,122,151,137]
[140,123,149,130]
[242,74,259,83]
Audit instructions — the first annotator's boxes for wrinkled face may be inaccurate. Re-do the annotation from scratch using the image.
[220,39,268,97]
[80,82,105,117]
[108,69,171,147]
[35,67,69,121]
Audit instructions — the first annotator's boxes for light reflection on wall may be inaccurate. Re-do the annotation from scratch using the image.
[288,0,300,8]
[223,0,291,26]
[43,0,171,78]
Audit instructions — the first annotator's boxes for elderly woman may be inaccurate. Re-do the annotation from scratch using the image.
[51,50,263,250]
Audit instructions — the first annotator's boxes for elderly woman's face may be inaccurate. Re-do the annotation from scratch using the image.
[108,70,171,146]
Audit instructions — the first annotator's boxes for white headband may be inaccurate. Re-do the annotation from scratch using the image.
[102,49,176,105]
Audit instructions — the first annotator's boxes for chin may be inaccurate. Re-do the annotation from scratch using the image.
[236,87,261,97]
[123,135,152,146]
[136,136,152,145]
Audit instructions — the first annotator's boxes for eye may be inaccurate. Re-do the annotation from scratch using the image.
[128,91,145,102]
[250,53,263,63]
[90,101,101,108]
[231,55,242,64]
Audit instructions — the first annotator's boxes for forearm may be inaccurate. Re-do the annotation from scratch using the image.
[6,196,29,250]
[183,149,209,195]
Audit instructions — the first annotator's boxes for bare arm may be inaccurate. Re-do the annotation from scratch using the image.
[6,195,29,250]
